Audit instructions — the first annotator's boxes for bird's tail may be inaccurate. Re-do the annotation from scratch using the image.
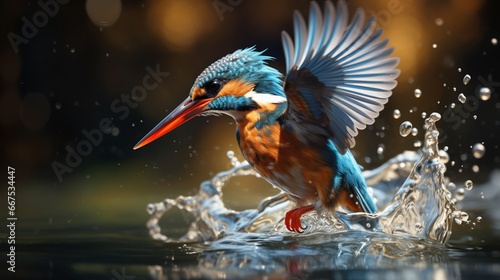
[329,142,378,214]
[347,169,377,214]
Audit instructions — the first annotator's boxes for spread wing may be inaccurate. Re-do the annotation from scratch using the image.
[281,1,400,153]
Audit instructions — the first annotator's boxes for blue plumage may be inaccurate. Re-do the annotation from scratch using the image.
[282,0,399,153]
[134,1,399,233]
[207,96,258,111]
[323,139,377,213]
[191,47,284,98]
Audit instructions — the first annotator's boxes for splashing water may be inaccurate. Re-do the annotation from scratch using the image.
[146,113,456,245]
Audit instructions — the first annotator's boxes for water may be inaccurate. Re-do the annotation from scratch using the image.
[9,115,500,279]
[140,114,453,271]
[472,143,486,159]
[130,113,500,279]
[477,87,492,101]
[146,114,453,244]
[399,121,413,137]
[414,88,422,98]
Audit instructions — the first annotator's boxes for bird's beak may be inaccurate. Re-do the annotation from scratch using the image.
[133,97,212,150]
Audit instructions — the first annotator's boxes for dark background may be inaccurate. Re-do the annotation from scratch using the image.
[1,0,499,240]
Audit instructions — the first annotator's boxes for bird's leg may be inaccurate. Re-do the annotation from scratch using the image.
[285,205,315,233]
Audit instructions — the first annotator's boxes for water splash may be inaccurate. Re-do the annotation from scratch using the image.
[146,113,455,244]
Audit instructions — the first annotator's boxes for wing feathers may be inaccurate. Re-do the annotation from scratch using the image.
[282,1,399,152]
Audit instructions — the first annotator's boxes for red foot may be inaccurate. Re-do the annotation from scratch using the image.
[285,205,315,233]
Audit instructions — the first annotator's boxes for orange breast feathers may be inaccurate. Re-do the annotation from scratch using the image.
[237,117,334,208]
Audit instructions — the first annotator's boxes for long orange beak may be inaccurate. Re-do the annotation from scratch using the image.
[133,97,213,150]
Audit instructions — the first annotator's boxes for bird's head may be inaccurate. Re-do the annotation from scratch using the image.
[134,47,286,150]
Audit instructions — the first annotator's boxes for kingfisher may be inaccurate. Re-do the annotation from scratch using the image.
[134,1,399,233]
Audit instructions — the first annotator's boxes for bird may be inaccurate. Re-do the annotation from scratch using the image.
[134,0,399,233]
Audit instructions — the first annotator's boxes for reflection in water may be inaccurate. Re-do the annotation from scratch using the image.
[198,232,456,279]
[144,114,466,278]
[148,232,460,279]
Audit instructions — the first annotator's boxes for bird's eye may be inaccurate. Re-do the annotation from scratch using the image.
[205,79,225,97]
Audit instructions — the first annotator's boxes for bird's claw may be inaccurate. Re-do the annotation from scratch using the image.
[285,205,315,233]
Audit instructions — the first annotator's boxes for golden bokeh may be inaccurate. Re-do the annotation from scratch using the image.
[147,0,218,51]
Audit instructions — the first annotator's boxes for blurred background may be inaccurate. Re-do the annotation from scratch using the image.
[0,0,499,239]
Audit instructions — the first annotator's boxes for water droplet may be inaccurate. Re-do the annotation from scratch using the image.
[111,126,120,136]
[414,140,422,148]
[55,102,61,109]
[463,74,471,85]
[477,87,492,101]
[429,112,441,121]
[435,18,444,26]
[460,153,468,161]
[450,103,456,109]
[411,127,418,136]
[439,150,449,163]
[460,211,469,222]
[465,180,473,190]
[377,144,385,155]
[146,204,156,215]
[455,188,465,201]
[421,112,427,119]
[399,121,412,137]
[414,88,422,98]
[393,109,401,119]
[472,165,479,173]
[458,93,466,103]
[105,52,110,58]
[458,67,462,72]
[70,48,75,53]
[492,38,498,46]
[472,143,486,159]
[476,216,482,222]
[432,43,437,49]
[226,150,235,158]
